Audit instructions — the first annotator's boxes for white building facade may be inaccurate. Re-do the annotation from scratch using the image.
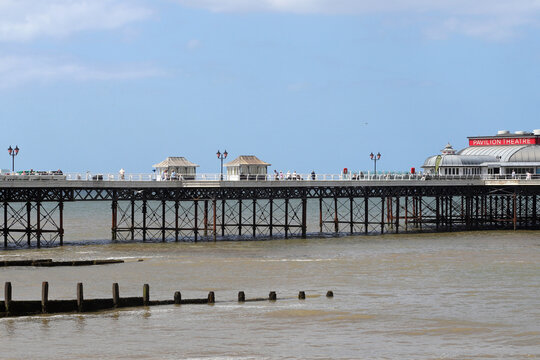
[422,130,540,177]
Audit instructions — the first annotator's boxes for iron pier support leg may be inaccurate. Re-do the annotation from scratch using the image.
[395,196,400,234]
[204,200,209,237]
[238,199,242,237]
[3,202,7,248]
[524,195,529,228]
[449,196,453,231]
[302,198,307,239]
[194,200,199,242]
[386,197,392,230]
[175,200,179,242]
[285,198,289,238]
[334,197,339,233]
[221,199,226,237]
[513,193,517,231]
[26,201,32,247]
[533,195,537,228]
[349,197,354,235]
[519,195,523,228]
[463,196,468,230]
[364,195,369,235]
[380,197,385,234]
[419,196,423,231]
[269,198,274,237]
[494,196,499,228]
[131,199,135,240]
[36,201,41,248]
[162,200,166,242]
[142,199,147,242]
[319,197,323,233]
[404,196,408,232]
[111,200,118,241]
[435,196,440,232]
[252,199,256,238]
[213,199,217,241]
[446,196,451,229]
[59,201,64,246]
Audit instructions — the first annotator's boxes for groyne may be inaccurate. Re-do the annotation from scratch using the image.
[0,259,126,267]
[0,282,333,318]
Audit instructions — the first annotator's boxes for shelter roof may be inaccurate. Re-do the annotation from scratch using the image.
[153,157,199,168]
[224,155,271,167]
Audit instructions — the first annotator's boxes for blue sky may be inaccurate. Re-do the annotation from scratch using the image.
[1,0,540,174]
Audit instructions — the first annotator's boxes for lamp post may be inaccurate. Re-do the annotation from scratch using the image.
[216,150,228,180]
[7,145,19,172]
[370,152,381,174]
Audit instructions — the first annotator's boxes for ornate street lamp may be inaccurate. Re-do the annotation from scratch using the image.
[217,150,228,180]
[370,152,381,174]
[7,145,19,172]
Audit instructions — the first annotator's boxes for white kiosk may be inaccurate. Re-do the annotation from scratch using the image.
[152,157,199,180]
[224,155,270,180]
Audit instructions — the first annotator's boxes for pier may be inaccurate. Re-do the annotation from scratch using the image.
[1,174,539,248]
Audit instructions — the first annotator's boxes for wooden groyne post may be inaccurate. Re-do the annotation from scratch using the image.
[4,282,12,315]
[143,284,150,306]
[113,283,120,308]
[1,282,335,318]
[77,283,84,312]
[42,281,49,313]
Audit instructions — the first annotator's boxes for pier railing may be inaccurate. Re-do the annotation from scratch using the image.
[1,172,539,182]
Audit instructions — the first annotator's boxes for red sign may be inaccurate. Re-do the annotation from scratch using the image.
[469,137,537,146]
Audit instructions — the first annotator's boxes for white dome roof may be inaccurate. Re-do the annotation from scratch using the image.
[423,154,497,168]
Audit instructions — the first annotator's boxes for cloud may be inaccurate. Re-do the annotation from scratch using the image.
[174,0,540,40]
[0,0,152,41]
[0,56,164,88]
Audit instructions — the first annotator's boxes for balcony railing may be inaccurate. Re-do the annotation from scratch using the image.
[0,172,538,182]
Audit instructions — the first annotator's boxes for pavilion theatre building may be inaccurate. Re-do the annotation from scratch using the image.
[423,130,540,176]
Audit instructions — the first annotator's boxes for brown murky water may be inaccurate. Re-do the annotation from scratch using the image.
[1,228,540,359]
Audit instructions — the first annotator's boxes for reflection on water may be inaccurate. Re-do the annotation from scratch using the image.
[0,230,539,359]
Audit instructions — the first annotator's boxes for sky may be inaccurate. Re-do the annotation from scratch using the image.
[1,0,540,174]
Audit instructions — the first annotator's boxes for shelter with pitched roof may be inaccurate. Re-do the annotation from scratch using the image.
[224,155,271,180]
[152,157,199,180]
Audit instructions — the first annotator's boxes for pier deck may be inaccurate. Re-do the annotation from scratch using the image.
[1,177,539,248]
